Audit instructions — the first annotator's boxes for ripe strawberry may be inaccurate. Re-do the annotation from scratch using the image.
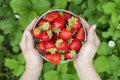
[69,38,81,51]
[56,39,69,51]
[75,27,84,41]
[44,41,57,54]
[37,19,47,27]
[44,52,61,64]
[39,30,52,41]
[63,12,72,21]
[44,11,61,22]
[32,27,40,39]
[37,42,45,52]
[64,50,76,59]
[68,17,81,30]
[59,28,72,40]
[53,16,65,30]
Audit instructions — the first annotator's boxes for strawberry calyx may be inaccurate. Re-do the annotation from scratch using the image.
[59,12,63,16]
[47,48,57,54]
[52,28,61,34]
[69,50,76,58]
[66,16,77,30]
[47,30,53,39]
[61,54,65,61]
[39,22,51,31]
[67,38,73,45]
[55,39,63,47]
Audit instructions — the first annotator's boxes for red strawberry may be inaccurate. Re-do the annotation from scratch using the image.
[44,52,61,64]
[53,16,65,30]
[59,28,72,40]
[37,42,45,52]
[68,17,81,30]
[69,38,81,51]
[44,12,61,22]
[44,41,57,54]
[64,50,76,59]
[39,31,52,41]
[75,27,84,41]
[63,12,72,20]
[37,19,47,27]
[32,27,40,39]
[56,39,69,51]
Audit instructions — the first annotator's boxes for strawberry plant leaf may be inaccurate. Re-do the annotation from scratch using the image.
[57,63,68,73]
[5,58,19,69]
[0,35,4,42]
[17,53,25,64]
[13,65,24,77]
[43,62,56,73]
[94,56,109,73]
[103,2,116,14]
[44,70,59,80]
[31,0,50,15]
[97,42,112,55]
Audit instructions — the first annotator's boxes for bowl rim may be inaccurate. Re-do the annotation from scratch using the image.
[33,9,87,63]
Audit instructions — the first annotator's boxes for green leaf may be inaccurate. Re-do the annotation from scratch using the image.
[103,2,116,14]
[31,0,50,15]
[0,35,4,42]
[112,30,120,41]
[94,56,109,72]
[60,73,72,80]
[107,55,120,73]
[19,11,37,29]
[13,65,24,77]
[5,58,19,69]
[52,0,68,9]
[73,0,83,5]
[43,62,56,73]
[10,0,31,14]
[97,42,112,55]
[44,70,59,80]
[57,63,68,73]
[18,53,25,64]
[98,15,108,24]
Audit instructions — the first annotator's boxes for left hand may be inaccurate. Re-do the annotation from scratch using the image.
[19,18,43,70]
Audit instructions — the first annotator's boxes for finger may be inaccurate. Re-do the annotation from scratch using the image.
[80,18,91,31]
[87,25,96,43]
[25,17,38,31]
[19,31,27,52]
[25,31,35,51]
[94,32,100,47]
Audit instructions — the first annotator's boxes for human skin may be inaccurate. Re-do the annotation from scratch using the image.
[19,18,101,80]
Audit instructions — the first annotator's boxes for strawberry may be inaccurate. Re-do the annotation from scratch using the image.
[75,27,84,41]
[44,41,57,54]
[64,50,76,59]
[37,19,47,27]
[69,38,81,51]
[56,39,69,51]
[44,52,61,64]
[59,28,72,40]
[37,42,45,52]
[53,16,65,30]
[32,27,41,39]
[39,30,52,41]
[44,11,61,22]
[40,22,52,31]
[68,17,81,30]
[63,12,72,21]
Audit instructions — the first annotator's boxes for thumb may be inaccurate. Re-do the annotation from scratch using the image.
[25,31,35,50]
[87,25,96,43]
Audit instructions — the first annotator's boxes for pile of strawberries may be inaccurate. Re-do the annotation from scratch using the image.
[32,10,85,64]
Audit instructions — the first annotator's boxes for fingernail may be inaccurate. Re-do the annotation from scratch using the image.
[26,31,30,36]
[92,24,96,30]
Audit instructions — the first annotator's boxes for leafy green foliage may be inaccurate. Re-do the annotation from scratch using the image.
[0,0,120,80]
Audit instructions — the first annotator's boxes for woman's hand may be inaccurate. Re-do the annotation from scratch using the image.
[74,18,101,80]
[19,18,43,80]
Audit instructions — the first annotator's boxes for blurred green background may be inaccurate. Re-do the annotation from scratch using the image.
[0,0,120,80]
